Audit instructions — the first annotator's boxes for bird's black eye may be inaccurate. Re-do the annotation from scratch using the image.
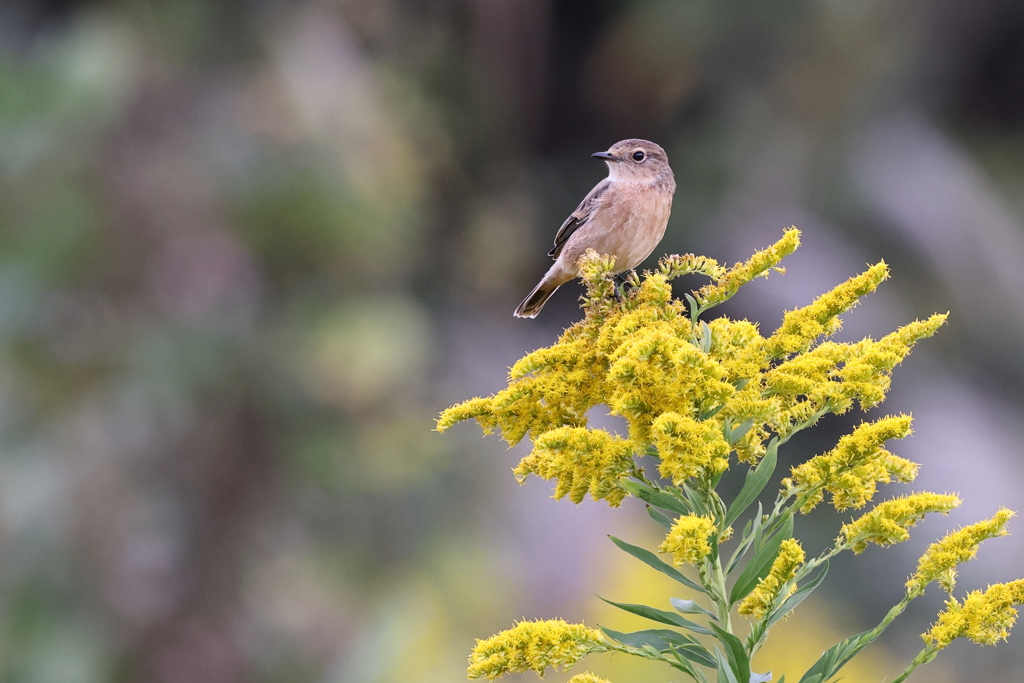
[632,150,645,161]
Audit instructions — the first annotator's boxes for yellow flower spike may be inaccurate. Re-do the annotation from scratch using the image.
[437,396,495,434]
[772,400,825,438]
[514,427,637,506]
[732,421,771,463]
[567,674,613,683]
[764,341,850,398]
[839,493,961,554]
[923,579,1024,649]
[467,619,605,680]
[577,249,620,316]
[908,509,1016,594]
[739,538,806,618]
[785,415,918,513]
[766,262,890,357]
[695,228,801,308]
[836,314,948,410]
[632,271,675,309]
[651,412,730,483]
[707,317,769,380]
[658,252,727,281]
[659,514,718,566]
[605,325,734,443]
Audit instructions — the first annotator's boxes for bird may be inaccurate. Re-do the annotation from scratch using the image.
[514,139,676,318]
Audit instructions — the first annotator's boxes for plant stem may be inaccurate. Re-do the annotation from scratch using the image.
[708,551,733,632]
[890,644,941,683]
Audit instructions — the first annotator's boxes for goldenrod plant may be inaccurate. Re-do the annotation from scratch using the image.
[438,229,1023,682]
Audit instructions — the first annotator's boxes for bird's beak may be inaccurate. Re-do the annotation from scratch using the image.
[591,151,617,161]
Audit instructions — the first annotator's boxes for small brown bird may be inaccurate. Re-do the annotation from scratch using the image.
[514,139,676,318]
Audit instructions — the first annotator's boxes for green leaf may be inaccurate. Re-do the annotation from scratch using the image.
[647,505,675,530]
[619,479,691,515]
[701,321,713,353]
[797,628,877,683]
[741,516,753,537]
[727,419,754,446]
[600,627,695,655]
[701,403,727,420]
[664,648,703,683]
[723,439,779,529]
[601,627,716,668]
[682,483,709,516]
[764,560,829,630]
[671,597,718,621]
[685,293,700,322]
[729,516,794,605]
[714,647,740,683]
[726,502,763,575]
[600,597,714,635]
[609,536,707,594]
[710,623,750,683]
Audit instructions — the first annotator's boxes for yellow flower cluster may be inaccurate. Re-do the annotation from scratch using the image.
[659,514,717,566]
[738,539,806,618]
[839,493,962,554]
[765,262,889,357]
[658,253,726,282]
[437,229,946,508]
[650,412,730,483]
[467,619,605,680]
[785,415,918,513]
[567,674,612,683]
[908,509,1015,593]
[761,312,946,437]
[514,427,636,505]
[923,580,1024,648]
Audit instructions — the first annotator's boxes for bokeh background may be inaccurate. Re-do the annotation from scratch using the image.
[2,0,1024,681]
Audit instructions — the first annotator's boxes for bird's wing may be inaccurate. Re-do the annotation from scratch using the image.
[548,179,611,258]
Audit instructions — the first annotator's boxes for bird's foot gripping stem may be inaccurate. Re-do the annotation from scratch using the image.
[613,270,640,300]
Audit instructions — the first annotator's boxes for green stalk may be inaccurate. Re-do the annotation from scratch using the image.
[889,644,941,683]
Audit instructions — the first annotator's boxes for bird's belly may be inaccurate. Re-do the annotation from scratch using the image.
[586,209,670,272]
[613,216,668,271]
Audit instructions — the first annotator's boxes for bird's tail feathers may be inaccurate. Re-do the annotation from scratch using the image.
[514,280,561,318]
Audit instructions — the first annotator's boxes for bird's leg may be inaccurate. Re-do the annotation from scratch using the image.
[613,271,639,300]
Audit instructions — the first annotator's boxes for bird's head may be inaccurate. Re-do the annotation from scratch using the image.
[592,139,673,185]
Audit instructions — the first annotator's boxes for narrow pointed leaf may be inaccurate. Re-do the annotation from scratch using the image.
[600,627,716,668]
[727,419,754,446]
[714,647,740,683]
[764,561,829,630]
[723,439,779,529]
[599,597,714,635]
[609,535,706,594]
[682,483,709,516]
[671,597,718,621]
[685,293,700,320]
[648,504,675,530]
[797,629,876,683]
[727,502,763,574]
[710,623,750,683]
[664,649,701,682]
[729,517,794,605]
[619,479,691,515]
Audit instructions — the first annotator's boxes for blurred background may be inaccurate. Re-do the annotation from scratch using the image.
[2,0,1024,681]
